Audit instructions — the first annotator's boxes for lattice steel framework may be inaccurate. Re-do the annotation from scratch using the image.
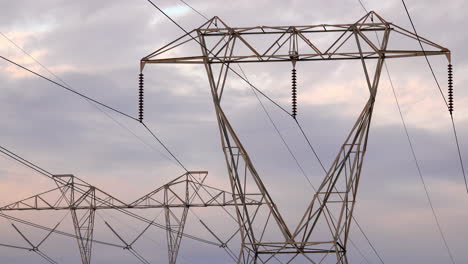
[140,11,450,263]
[1,171,263,264]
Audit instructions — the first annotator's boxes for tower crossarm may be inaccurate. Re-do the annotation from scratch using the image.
[129,171,265,209]
[137,11,451,263]
[0,171,265,211]
[0,174,128,211]
[140,11,450,69]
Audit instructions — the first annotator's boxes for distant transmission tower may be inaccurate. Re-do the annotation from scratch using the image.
[1,171,263,264]
[140,11,450,263]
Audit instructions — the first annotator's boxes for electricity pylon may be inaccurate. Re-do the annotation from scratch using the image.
[140,11,450,263]
[1,171,263,264]
[129,171,263,264]
[1,174,127,264]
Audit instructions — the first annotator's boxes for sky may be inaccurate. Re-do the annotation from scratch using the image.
[0,0,467,263]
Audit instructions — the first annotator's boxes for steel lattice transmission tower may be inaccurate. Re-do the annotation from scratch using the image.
[140,11,450,263]
[1,171,264,264]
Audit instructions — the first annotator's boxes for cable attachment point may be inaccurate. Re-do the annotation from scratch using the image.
[138,73,144,122]
[448,64,453,114]
[289,30,299,119]
[291,67,297,119]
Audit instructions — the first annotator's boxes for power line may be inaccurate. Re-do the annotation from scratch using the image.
[294,119,327,173]
[0,55,190,172]
[401,0,467,193]
[95,212,152,264]
[0,147,226,260]
[145,0,292,117]
[0,31,191,171]
[0,143,239,254]
[142,121,242,229]
[0,30,179,165]
[357,0,369,13]
[0,55,138,122]
[0,145,220,247]
[356,4,456,262]
[0,49,241,251]
[0,211,122,249]
[1,12,289,261]
[399,0,465,259]
[294,117,386,264]
[141,122,189,172]
[240,34,377,264]
[0,210,123,248]
[173,0,382,262]
[353,2,458,263]
[1,3,378,262]
[97,199,196,264]
[179,0,209,20]
[450,116,468,193]
[384,60,456,264]
[400,0,448,108]
[352,213,384,264]
[0,243,31,251]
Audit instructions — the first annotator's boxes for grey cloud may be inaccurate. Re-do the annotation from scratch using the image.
[1,0,467,263]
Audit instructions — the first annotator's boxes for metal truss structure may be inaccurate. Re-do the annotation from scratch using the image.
[0,10,451,264]
[140,11,450,263]
[1,171,263,264]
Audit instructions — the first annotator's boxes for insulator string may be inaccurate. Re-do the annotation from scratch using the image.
[138,73,144,122]
[448,64,453,114]
[291,67,297,119]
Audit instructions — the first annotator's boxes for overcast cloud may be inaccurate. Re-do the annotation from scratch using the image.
[0,0,467,263]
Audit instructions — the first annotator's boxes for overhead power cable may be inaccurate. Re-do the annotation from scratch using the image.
[0,32,181,165]
[179,0,209,20]
[400,0,467,193]
[1,5,269,261]
[141,122,189,172]
[0,55,137,122]
[0,31,178,164]
[402,0,467,194]
[377,7,455,264]
[145,0,292,117]
[357,0,369,13]
[0,145,220,247]
[0,39,242,257]
[400,0,464,259]
[0,31,190,172]
[400,0,448,108]
[450,117,467,193]
[384,59,456,264]
[353,1,457,262]
[0,243,31,251]
[0,212,122,248]
[97,198,195,264]
[0,55,188,172]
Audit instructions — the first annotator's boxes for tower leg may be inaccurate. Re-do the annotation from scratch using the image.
[71,207,96,264]
[165,206,189,264]
[64,176,96,264]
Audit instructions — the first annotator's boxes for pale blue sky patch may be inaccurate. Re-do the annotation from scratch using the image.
[163,4,190,17]
[149,5,190,25]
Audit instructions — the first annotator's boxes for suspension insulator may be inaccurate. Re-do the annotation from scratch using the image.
[291,68,297,118]
[139,73,144,122]
[448,64,453,114]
